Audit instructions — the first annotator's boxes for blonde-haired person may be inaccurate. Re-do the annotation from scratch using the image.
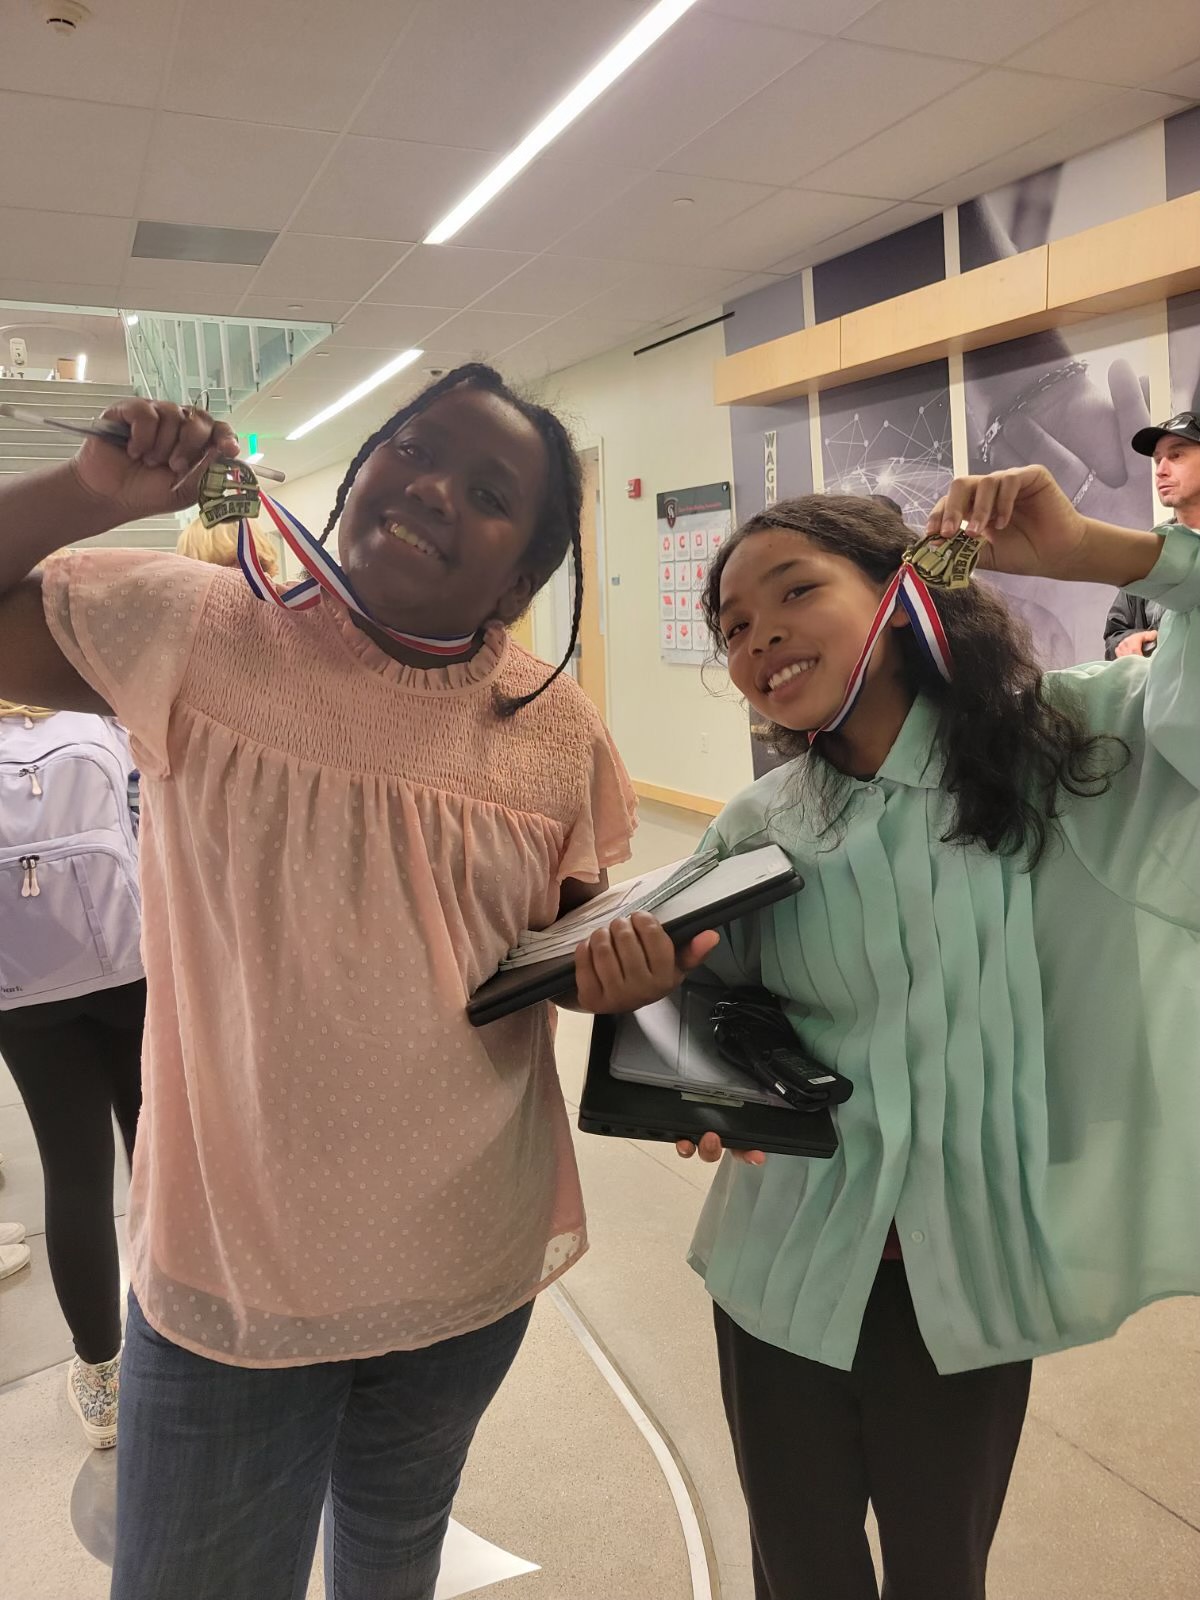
[0,696,145,1447]
[176,515,280,577]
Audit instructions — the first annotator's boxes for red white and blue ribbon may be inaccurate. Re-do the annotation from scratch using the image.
[237,493,478,658]
[810,563,952,743]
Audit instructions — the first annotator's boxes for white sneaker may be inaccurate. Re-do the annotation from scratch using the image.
[0,1221,27,1247]
[67,1351,121,1450]
[0,1241,31,1280]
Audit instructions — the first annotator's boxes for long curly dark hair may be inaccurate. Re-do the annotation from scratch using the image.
[322,362,582,715]
[702,495,1127,866]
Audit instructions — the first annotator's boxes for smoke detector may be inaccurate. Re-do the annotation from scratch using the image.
[32,1,91,34]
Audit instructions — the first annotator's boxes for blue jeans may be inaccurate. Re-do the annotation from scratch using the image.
[111,1292,534,1600]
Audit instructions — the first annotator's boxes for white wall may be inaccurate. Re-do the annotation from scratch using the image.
[537,323,753,805]
[268,460,351,578]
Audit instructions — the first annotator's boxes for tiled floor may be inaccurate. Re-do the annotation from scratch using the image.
[1,800,1198,1598]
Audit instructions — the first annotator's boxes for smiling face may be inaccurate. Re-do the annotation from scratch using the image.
[716,529,912,733]
[336,386,549,640]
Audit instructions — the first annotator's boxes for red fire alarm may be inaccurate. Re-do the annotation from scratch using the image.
[626,477,642,499]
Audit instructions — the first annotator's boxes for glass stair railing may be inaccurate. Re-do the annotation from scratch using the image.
[123,310,331,418]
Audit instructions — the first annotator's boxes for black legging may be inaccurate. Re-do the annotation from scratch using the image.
[0,980,145,1364]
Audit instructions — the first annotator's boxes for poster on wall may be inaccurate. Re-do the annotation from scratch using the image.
[656,482,731,666]
[820,361,954,528]
[959,129,1162,666]
[723,275,814,525]
[813,218,953,530]
[1165,102,1200,202]
[1167,291,1200,418]
[1166,110,1200,420]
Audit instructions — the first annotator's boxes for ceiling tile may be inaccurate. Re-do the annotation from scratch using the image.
[474,255,636,316]
[549,170,775,265]
[678,189,890,271]
[237,297,356,326]
[550,12,824,170]
[1007,0,1200,88]
[0,282,122,310]
[291,139,495,243]
[320,304,453,349]
[701,0,877,31]
[845,0,1096,63]
[0,0,176,108]
[0,94,151,216]
[165,0,423,130]
[249,235,409,302]
[576,262,745,324]
[0,209,131,285]
[136,116,335,232]
[919,89,1181,208]
[503,315,646,380]
[772,201,944,274]
[663,41,981,186]
[801,70,1112,201]
[119,260,258,316]
[453,156,646,254]
[121,258,258,293]
[367,247,531,308]
[426,308,554,355]
[276,346,425,394]
[352,0,645,150]
[1152,58,1200,99]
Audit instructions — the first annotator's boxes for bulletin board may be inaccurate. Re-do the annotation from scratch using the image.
[655,482,732,665]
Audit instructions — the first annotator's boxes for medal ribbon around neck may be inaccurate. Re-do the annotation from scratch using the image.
[237,491,479,658]
[807,526,984,743]
[808,564,954,745]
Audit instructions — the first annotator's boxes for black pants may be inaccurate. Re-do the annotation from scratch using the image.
[0,980,145,1364]
[715,1262,1032,1600]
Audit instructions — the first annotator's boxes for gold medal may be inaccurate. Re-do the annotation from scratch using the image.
[197,459,261,529]
[902,529,984,590]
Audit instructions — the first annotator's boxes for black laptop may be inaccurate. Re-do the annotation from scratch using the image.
[578,983,839,1160]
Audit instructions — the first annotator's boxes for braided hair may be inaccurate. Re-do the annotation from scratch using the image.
[321,362,583,715]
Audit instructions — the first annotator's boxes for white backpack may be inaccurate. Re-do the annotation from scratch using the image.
[0,711,143,1010]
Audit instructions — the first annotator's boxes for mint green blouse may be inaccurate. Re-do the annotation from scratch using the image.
[689,524,1200,1374]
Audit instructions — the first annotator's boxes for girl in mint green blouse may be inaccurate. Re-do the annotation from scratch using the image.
[579,464,1200,1600]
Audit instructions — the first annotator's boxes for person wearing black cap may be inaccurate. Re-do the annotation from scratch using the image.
[1105,411,1200,658]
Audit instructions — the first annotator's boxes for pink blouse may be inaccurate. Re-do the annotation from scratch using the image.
[45,551,636,1367]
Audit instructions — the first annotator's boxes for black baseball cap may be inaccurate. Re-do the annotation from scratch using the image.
[1132,410,1200,455]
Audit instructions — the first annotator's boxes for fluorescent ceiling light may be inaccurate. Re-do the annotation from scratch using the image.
[286,349,424,441]
[424,0,701,245]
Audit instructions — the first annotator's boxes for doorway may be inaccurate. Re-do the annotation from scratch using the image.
[575,446,607,719]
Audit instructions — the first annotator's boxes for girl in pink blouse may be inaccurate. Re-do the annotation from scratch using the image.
[0,366,703,1600]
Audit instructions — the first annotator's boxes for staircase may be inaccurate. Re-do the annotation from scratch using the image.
[0,378,182,550]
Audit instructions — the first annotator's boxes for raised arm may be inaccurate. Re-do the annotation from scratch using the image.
[0,402,238,711]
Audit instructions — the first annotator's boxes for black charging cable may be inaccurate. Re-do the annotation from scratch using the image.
[710,988,853,1113]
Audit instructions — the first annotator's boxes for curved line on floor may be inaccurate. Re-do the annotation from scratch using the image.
[547,1283,714,1600]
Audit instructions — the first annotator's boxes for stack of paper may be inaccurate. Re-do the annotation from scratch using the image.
[498,850,720,971]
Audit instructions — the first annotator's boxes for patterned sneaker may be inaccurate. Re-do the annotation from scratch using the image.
[67,1351,121,1450]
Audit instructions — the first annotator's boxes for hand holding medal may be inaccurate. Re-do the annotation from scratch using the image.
[925,464,1091,582]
